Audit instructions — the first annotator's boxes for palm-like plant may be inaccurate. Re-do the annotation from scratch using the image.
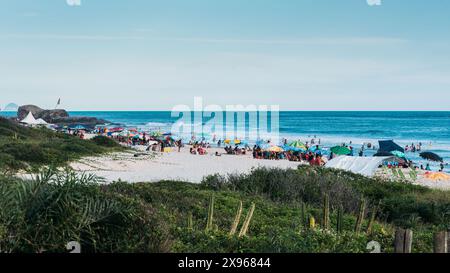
[0,167,140,253]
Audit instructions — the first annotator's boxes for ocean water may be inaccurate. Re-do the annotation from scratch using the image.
[2,111,449,171]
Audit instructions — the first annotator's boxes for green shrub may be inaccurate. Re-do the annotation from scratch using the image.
[0,118,123,171]
[0,153,26,171]
[0,169,171,253]
[201,166,450,227]
[91,135,120,148]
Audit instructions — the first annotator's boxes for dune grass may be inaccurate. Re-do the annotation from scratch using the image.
[0,117,448,253]
[1,166,448,253]
[0,117,123,173]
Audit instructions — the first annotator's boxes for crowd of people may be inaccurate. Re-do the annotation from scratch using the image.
[405,142,423,153]
[251,146,326,166]
[71,127,446,173]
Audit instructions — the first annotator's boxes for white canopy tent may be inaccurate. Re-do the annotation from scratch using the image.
[36,118,49,125]
[325,156,391,177]
[20,112,39,125]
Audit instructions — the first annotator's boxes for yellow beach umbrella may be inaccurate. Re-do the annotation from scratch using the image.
[267,146,284,152]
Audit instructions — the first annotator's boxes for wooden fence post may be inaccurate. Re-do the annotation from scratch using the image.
[394,228,405,253]
[404,229,413,253]
[394,228,413,253]
[448,231,450,254]
[434,231,448,253]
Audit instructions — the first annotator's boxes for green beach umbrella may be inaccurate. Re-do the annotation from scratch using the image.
[151,131,163,137]
[288,140,306,150]
[391,150,406,158]
[330,146,352,155]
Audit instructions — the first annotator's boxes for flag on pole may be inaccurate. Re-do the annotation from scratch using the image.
[55,98,61,109]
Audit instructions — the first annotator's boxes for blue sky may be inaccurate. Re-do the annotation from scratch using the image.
[1,0,450,110]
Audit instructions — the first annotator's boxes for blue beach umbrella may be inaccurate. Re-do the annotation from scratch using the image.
[258,143,271,149]
[283,145,304,152]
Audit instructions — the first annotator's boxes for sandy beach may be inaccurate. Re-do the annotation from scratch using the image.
[68,145,450,190]
[374,168,450,190]
[70,146,303,183]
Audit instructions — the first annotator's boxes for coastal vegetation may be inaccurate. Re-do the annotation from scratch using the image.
[0,117,123,173]
[0,117,449,253]
[0,166,449,253]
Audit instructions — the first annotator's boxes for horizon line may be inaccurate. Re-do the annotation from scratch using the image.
[2,109,450,113]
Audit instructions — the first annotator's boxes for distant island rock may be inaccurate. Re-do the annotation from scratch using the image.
[17,105,109,127]
[3,103,19,111]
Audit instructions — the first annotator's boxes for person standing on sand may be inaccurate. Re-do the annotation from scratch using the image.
[177,139,182,152]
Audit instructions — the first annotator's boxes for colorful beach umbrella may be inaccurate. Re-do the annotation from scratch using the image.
[288,141,307,150]
[109,127,124,132]
[267,146,284,152]
[391,150,406,158]
[151,131,163,137]
[258,143,271,149]
[224,139,241,144]
[330,146,352,155]
[283,145,305,152]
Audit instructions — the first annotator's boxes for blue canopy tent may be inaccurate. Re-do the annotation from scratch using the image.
[378,140,405,153]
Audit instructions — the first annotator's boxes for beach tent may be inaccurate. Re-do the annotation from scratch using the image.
[325,156,391,177]
[36,118,48,125]
[373,151,394,157]
[378,140,404,153]
[20,112,39,125]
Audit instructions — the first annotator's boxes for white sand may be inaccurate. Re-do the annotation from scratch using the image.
[70,145,450,189]
[374,168,450,190]
[70,146,303,183]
